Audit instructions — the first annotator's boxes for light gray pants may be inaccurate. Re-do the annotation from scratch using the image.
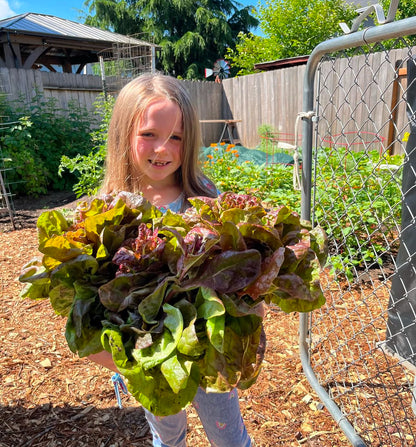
[144,387,252,447]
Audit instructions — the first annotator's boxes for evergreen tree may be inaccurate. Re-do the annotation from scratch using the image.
[84,0,258,79]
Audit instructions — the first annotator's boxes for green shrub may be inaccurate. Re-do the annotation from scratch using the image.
[0,117,48,196]
[257,123,278,154]
[0,91,96,196]
[59,94,115,197]
[313,147,403,279]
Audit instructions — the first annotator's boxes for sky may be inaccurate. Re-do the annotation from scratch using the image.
[0,0,262,23]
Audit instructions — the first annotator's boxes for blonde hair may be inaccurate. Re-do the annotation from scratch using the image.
[101,73,217,203]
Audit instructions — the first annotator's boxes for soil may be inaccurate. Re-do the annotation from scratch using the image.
[0,192,351,447]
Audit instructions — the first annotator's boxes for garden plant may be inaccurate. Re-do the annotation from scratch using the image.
[19,191,328,416]
[59,94,115,198]
[0,92,97,196]
[313,147,404,279]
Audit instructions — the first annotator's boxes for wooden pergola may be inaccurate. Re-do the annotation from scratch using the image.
[0,13,157,73]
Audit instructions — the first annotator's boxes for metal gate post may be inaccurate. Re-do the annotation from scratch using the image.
[299,313,367,446]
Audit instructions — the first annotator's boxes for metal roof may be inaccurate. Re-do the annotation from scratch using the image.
[0,12,154,47]
[254,55,309,71]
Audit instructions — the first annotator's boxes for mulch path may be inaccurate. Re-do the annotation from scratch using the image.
[0,192,350,446]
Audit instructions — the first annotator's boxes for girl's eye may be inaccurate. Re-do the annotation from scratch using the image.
[171,135,182,141]
[140,132,153,137]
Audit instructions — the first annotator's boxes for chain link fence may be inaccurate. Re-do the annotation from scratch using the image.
[299,12,416,447]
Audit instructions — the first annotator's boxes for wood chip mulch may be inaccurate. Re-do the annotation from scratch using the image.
[0,193,350,447]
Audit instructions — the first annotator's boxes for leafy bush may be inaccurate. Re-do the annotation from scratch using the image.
[257,123,276,140]
[59,94,115,197]
[313,147,403,278]
[0,92,96,196]
[0,117,48,196]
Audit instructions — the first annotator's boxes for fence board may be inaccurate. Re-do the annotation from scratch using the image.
[181,79,223,146]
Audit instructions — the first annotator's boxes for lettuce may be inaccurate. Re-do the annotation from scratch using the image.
[19,191,327,416]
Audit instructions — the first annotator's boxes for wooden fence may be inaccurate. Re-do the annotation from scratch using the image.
[0,69,103,111]
[0,47,411,152]
[222,65,305,150]
[220,47,411,154]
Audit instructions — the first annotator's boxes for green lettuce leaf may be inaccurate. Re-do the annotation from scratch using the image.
[196,287,225,319]
[132,303,183,370]
[37,210,70,247]
[65,282,104,357]
[19,258,51,299]
[160,354,193,393]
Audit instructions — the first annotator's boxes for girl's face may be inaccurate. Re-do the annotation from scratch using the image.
[131,98,183,189]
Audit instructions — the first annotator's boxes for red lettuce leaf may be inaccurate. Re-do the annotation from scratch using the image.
[184,249,262,294]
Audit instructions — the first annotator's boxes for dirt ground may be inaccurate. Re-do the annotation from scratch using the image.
[0,192,351,447]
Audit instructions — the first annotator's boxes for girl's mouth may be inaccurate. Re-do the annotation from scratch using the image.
[150,160,170,167]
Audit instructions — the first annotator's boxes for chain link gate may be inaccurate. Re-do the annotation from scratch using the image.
[299,7,416,447]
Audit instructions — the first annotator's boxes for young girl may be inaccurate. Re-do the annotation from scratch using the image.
[88,73,253,447]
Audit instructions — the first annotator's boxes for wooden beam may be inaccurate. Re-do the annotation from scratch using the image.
[22,45,48,69]
[0,33,111,52]
[387,60,407,153]
[3,42,21,68]
[44,63,57,72]
[33,54,98,66]
[76,63,86,74]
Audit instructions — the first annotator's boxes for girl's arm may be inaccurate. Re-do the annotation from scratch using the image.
[88,351,118,372]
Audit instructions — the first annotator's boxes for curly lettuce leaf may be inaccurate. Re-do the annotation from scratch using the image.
[177,316,206,357]
[199,314,263,392]
[196,287,225,319]
[310,225,329,267]
[243,247,286,300]
[132,303,183,370]
[37,210,71,247]
[98,272,163,313]
[185,249,261,294]
[19,258,51,299]
[65,282,104,357]
[160,354,194,393]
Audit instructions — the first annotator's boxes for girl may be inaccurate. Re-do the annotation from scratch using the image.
[88,73,253,447]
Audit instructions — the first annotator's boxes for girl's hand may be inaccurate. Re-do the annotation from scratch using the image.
[259,301,267,318]
[88,351,118,372]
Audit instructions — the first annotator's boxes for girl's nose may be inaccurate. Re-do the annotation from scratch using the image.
[154,144,166,153]
[154,137,169,152]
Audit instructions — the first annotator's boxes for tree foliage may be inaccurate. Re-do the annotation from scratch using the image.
[381,0,416,21]
[83,0,258,79]
[227,0,357,75]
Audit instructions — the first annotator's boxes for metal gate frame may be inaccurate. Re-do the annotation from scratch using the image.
[299,11,416,447]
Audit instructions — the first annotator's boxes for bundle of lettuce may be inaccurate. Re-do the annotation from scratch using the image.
[19,192,327,416]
